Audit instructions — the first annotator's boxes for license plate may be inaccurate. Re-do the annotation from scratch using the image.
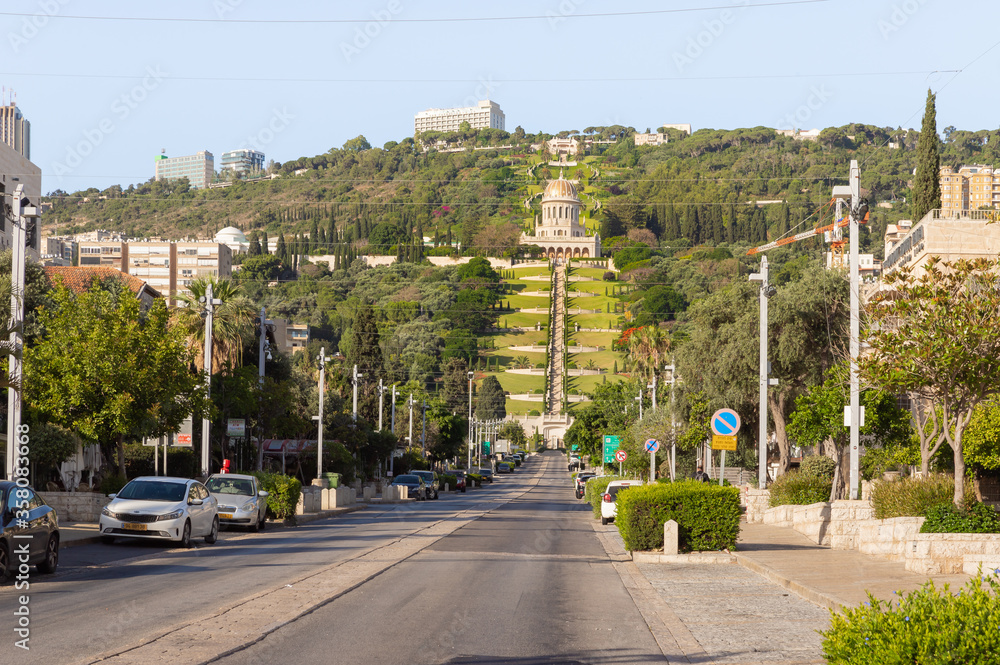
[219,513,233,519]
[123,523,147,531]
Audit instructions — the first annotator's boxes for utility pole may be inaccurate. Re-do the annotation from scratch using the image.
[421,400,428,457]
[467,371,474,469]
[316,348,326,479]
[389,384,397,477]
[256,307,273,471]
[200,282,222,477]
[848,159,862,500]
[666,361,676,481]
[351,364,363,421]
[407,394,415,451]
[5,185,33,481]
[749,257,777,489]
[377,379,385,431]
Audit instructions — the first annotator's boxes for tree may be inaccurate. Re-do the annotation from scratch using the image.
[173,276,256,373]
[342,135,372,152]
[236,254,282,282]
[345,299,383,422]
[276,233,288,265]
[626,325,671,382]
[912,89,942,222]
[248,234,262,256]
[25,287,207,478]
[860,257,1000,507]
[441,357,470,413]
[456,256,500,282]
[500,420,527,449]
[475,375,506,420]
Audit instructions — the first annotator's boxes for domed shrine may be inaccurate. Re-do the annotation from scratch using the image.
[521,173,601,260]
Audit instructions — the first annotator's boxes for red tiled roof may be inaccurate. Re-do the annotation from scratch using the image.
[43,266,161,299]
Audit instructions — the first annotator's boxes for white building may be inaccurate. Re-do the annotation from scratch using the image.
[521,175,600,260]
[414,100,505,134]
[0,140,41,256]
[154,150,214,189]
[214,226,250,254]
[546,137,579,157]
[661,123,691,135]
[220,149,264,175]
[634,132,668,147]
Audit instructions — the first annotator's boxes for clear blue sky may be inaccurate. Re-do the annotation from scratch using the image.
[2,0,998,193]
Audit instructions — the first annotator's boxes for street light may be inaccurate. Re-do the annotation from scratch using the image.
[199,283,222,477]
[468,370,474,469]
[315,347,326,479]
[749,256,778,489]
[255,308,274,471]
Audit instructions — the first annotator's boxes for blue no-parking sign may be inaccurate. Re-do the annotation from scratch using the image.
[644,439,659,453]
[710,409,741,437]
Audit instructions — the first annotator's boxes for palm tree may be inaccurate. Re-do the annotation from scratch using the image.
[627,325,671,382]
[584,359,598,371]
[173,276,256,374]
[513,355,531,369]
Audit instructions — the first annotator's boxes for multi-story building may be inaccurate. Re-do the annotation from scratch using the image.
[546,137,579,158]
[154,150,214,189]
[634,132,668,147]
[883,219,912,258]
[0,102,29,159]
[939,164,1000,215]
[42,236,75,266]
[272,319,310,354]
[414,100,505,134]
[220,149,264,175]
[77,239,232,305]
[661,123,692,135]
[0,140,41,256]
[882,208,1000,277]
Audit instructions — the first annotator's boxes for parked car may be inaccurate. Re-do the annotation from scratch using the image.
[497,462,512,474]
[1,481,60,582]
[205,473,269,531]
[510,454,523,467]
[99,476,219,547]
[574,472,596,499]
[391,474,429,500]
[477,468,495,483]
[450,470,467,493]
[410,470,440,500]
[601,479,643,525]
[568,455,582,471]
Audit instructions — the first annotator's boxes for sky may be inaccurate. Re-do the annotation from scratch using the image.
[2,0,999,194]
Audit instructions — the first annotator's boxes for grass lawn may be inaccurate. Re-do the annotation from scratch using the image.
[505,398,541,416]
[510,266,552,278]
[484,349,547,368]
[499,312,549,328]
[569,349,621,370]
[569,331,618,348]
[504,293,550,309]
[568,280,617,294]
[567,293,616,315]
[568,373,625,395]
[565,312,621,329]
[488,372,546,394]
[486,330,547,347]
[570,267,614,279]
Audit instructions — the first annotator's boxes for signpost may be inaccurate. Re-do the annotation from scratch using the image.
[614,449,627,475]
[710,409,741,486]
[227,418,246,438]
[644,439,659,483]
[602,435,621,465]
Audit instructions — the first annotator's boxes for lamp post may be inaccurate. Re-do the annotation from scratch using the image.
[351,364,363,421]
[5,185,34,481]
[749,256,777,489]
[199,282,222,477]
[467,371,474,469]
[315,347,326,479]
[389,384,397,477]
[255,307,274,471]
[665,361,676,481]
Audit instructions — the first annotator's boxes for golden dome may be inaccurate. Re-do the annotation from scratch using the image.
[543,176,578,200]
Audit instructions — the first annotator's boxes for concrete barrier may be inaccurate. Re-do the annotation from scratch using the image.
[363,486,375,501]
[39,491,111,523]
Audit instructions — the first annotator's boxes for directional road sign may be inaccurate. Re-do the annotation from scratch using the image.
[602,435,621,464]
[644,439,659,453]
[614,449,627,463]
[710,409,741,437]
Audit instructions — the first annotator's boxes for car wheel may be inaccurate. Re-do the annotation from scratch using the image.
[258,514,266,531]
[434,490,440,500]
[37,535,59,574]
[179,520,192,548]
[461,487,466,493]
[252,514,262,532]
[601,517,609,525]
[0,542,9,583]
[205,517,219,544]
[100,536,115,545]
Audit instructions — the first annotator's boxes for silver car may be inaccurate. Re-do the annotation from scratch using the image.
[99,476,219,548]
[206,473,269,531]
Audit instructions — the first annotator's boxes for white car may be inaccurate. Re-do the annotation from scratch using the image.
[600,479,643,525]
[206,473,269,531]
[99,476,219,548]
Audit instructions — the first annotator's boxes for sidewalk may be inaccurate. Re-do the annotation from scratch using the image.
[733,520,971,610]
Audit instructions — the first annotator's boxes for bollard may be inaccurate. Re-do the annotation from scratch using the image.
[663,519,679,555]
[443,483,449,493]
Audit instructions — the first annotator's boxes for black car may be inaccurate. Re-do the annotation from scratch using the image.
[410,470,440,500]
[575,473,596,499]
[1,481,60,582]
[497,462,512,474]
[391,475,429,500]
[477,468,495,483]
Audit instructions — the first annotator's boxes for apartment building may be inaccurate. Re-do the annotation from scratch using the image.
[939,164,1000,215]
[414,100,505,134]
[0,139,41,256]
[882,208,1000,277]
[77,239,232,305]
[272,319,310,354]
[154,150,215,189]
[220,149,264,175]
[634,132,668,147]
[0,102,29,159]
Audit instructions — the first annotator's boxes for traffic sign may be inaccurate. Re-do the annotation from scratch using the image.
[614,449,627,463]
[711,409,741,436]
[711,435,737,451]
[644,439,659,453]
[602,435,621,464]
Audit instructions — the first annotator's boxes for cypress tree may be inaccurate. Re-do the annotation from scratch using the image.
[261,230,270,255]
[913,89,942,222]
[310,219,320,252]
[276,233,287,264]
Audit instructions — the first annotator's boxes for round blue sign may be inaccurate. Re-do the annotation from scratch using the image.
[711,409,741,436]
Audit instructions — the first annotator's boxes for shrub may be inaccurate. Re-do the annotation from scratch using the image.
[921,502,1000,534]
[585,476,623,518]
[99,473,127,496]
[616,481,740,552]
[467,473,482,486]
[768,470,831,507]
[799,455,836,480]
[527,410,541,416]
[247,471,302,522]
[870,473,976,519]
[821,573,1000,664]
[440,473,457,489]
[603,271,616,281]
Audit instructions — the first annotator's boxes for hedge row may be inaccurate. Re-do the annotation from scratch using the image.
[870,473,975,519]
[615,481,741,552]
[584,476,624,519]
[246,471,301,522]
[768,470,831,507]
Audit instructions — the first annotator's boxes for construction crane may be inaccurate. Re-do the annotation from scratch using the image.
[746,198,868,256]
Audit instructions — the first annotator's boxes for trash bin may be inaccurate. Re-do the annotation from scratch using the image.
[323,473,340,488]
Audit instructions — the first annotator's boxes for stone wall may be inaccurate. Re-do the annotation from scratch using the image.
[39,491,110,522]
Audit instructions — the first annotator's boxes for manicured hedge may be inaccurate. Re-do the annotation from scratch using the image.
[768,470,831,507]
[247,471,301,522]
[870,473,975,519]
[584,476,622,519]
[615,481,740,552]
[822,574,1000,664]
[920,502,1000,534]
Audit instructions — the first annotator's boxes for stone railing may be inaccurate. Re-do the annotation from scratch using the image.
[40,491,110,522]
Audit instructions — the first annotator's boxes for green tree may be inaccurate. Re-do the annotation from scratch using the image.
[441,357,470,414]
[173,276,256,374]
[25,287,207,478]
[912,89,942,222]
[860,257,1000,507]
[236,254,282,282]
[342,135,372,152]
[345,299,383,422]
[475,375,506,420]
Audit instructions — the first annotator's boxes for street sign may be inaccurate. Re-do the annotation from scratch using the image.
[614,449,627,463]
[227,418,246,437]
[711,409,741,437]
[711,435,737,451]
[644,439,659,453]
[571,444,580,451]
[175,434,193,448]
[602,435,621,464]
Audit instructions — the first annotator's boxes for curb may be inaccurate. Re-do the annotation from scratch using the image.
[732,552,845,611]
[632,550,736,565]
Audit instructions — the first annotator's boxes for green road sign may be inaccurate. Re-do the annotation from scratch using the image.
[484,441,491,454]
[571,445,580,451]
[602,435,621,464]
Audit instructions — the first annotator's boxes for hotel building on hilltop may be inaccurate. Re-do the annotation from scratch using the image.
[414,100,505,134]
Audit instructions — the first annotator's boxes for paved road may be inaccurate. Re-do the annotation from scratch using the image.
[215,454,666,665]
[0,476,526,665]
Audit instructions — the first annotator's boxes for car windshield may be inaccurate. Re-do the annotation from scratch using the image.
[393,475,419,484]
[479,469,492,475]
[206,477,254,496]
[117,480,187,502]
[412,471,432,478]
[607,485,635,501]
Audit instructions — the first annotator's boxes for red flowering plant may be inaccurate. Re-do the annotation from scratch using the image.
[613,326,641,352]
